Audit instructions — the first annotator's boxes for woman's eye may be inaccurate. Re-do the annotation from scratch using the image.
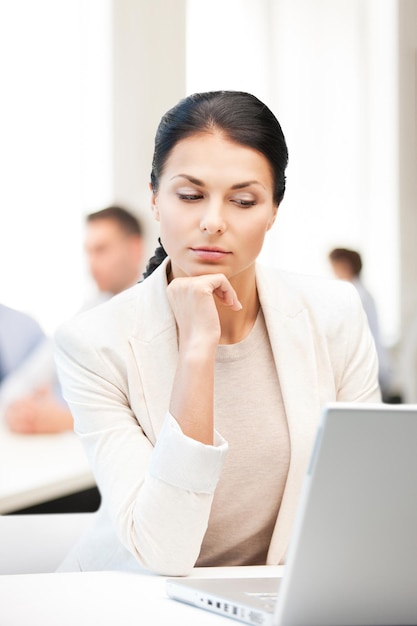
[177,193,203,202]
[234,198,257,208]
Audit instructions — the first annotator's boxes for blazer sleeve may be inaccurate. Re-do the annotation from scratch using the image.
[54,318,228,576]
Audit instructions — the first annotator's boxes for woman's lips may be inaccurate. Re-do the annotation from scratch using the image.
[191,247,231,261]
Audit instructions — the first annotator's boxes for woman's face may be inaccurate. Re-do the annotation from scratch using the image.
[151,131,278,284]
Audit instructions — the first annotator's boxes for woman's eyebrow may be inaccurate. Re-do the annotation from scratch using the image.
[231,180,266,190]
[170,174,266,191]
[170,174,203,185]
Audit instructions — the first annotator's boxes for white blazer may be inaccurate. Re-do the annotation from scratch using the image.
[54,259,381,575]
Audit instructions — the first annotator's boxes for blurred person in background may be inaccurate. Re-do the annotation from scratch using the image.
[0,303,72,433]
[82,205,145,310]
[328,247,393,401]
[3,205,145,434]
[0,303,45,380]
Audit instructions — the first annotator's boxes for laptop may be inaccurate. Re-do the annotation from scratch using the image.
[166,403,417,625]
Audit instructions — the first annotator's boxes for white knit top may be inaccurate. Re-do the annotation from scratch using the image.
[197,308,290,566]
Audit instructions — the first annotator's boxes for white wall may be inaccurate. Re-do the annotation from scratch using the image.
[0,0,113,333]
[267,0,400,345]
[0,0,186,333]
[187,0,402,346]
[186,0,272,102]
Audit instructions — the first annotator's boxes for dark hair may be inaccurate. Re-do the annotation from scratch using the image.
[143,91,289,279]
[86,205,143,237]
[329,248,363,276]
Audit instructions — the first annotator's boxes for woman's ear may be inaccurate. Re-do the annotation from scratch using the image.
[150,183,160,222]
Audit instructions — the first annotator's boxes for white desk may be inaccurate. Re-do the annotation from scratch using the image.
[0,417,95,513]
[0,566,284,626]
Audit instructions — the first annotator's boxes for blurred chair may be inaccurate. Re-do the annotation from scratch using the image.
[0,512,95,574]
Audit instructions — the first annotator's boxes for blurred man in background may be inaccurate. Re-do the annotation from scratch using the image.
[4,205,145,434]
[329,247,393,401]
[82,205,145,309]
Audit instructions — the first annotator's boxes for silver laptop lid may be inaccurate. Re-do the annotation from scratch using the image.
[274,403,417,626]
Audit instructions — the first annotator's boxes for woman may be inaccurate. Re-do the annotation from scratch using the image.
[55,91,380,575]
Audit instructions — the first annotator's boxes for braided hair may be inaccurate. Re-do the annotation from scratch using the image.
[142,238,168,280]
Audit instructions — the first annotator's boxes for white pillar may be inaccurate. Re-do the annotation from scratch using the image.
[397,0,417,331]
[111,0,187,261]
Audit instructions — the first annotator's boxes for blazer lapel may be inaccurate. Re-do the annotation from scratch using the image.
[256,264,322,564]
[128,260,179,443]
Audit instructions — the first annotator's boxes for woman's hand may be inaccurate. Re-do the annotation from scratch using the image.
[167,273,242,350]
[4,385,74,434]
[167,273,242,444]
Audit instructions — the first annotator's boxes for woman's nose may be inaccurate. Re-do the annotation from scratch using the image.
[199,201,226,234]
